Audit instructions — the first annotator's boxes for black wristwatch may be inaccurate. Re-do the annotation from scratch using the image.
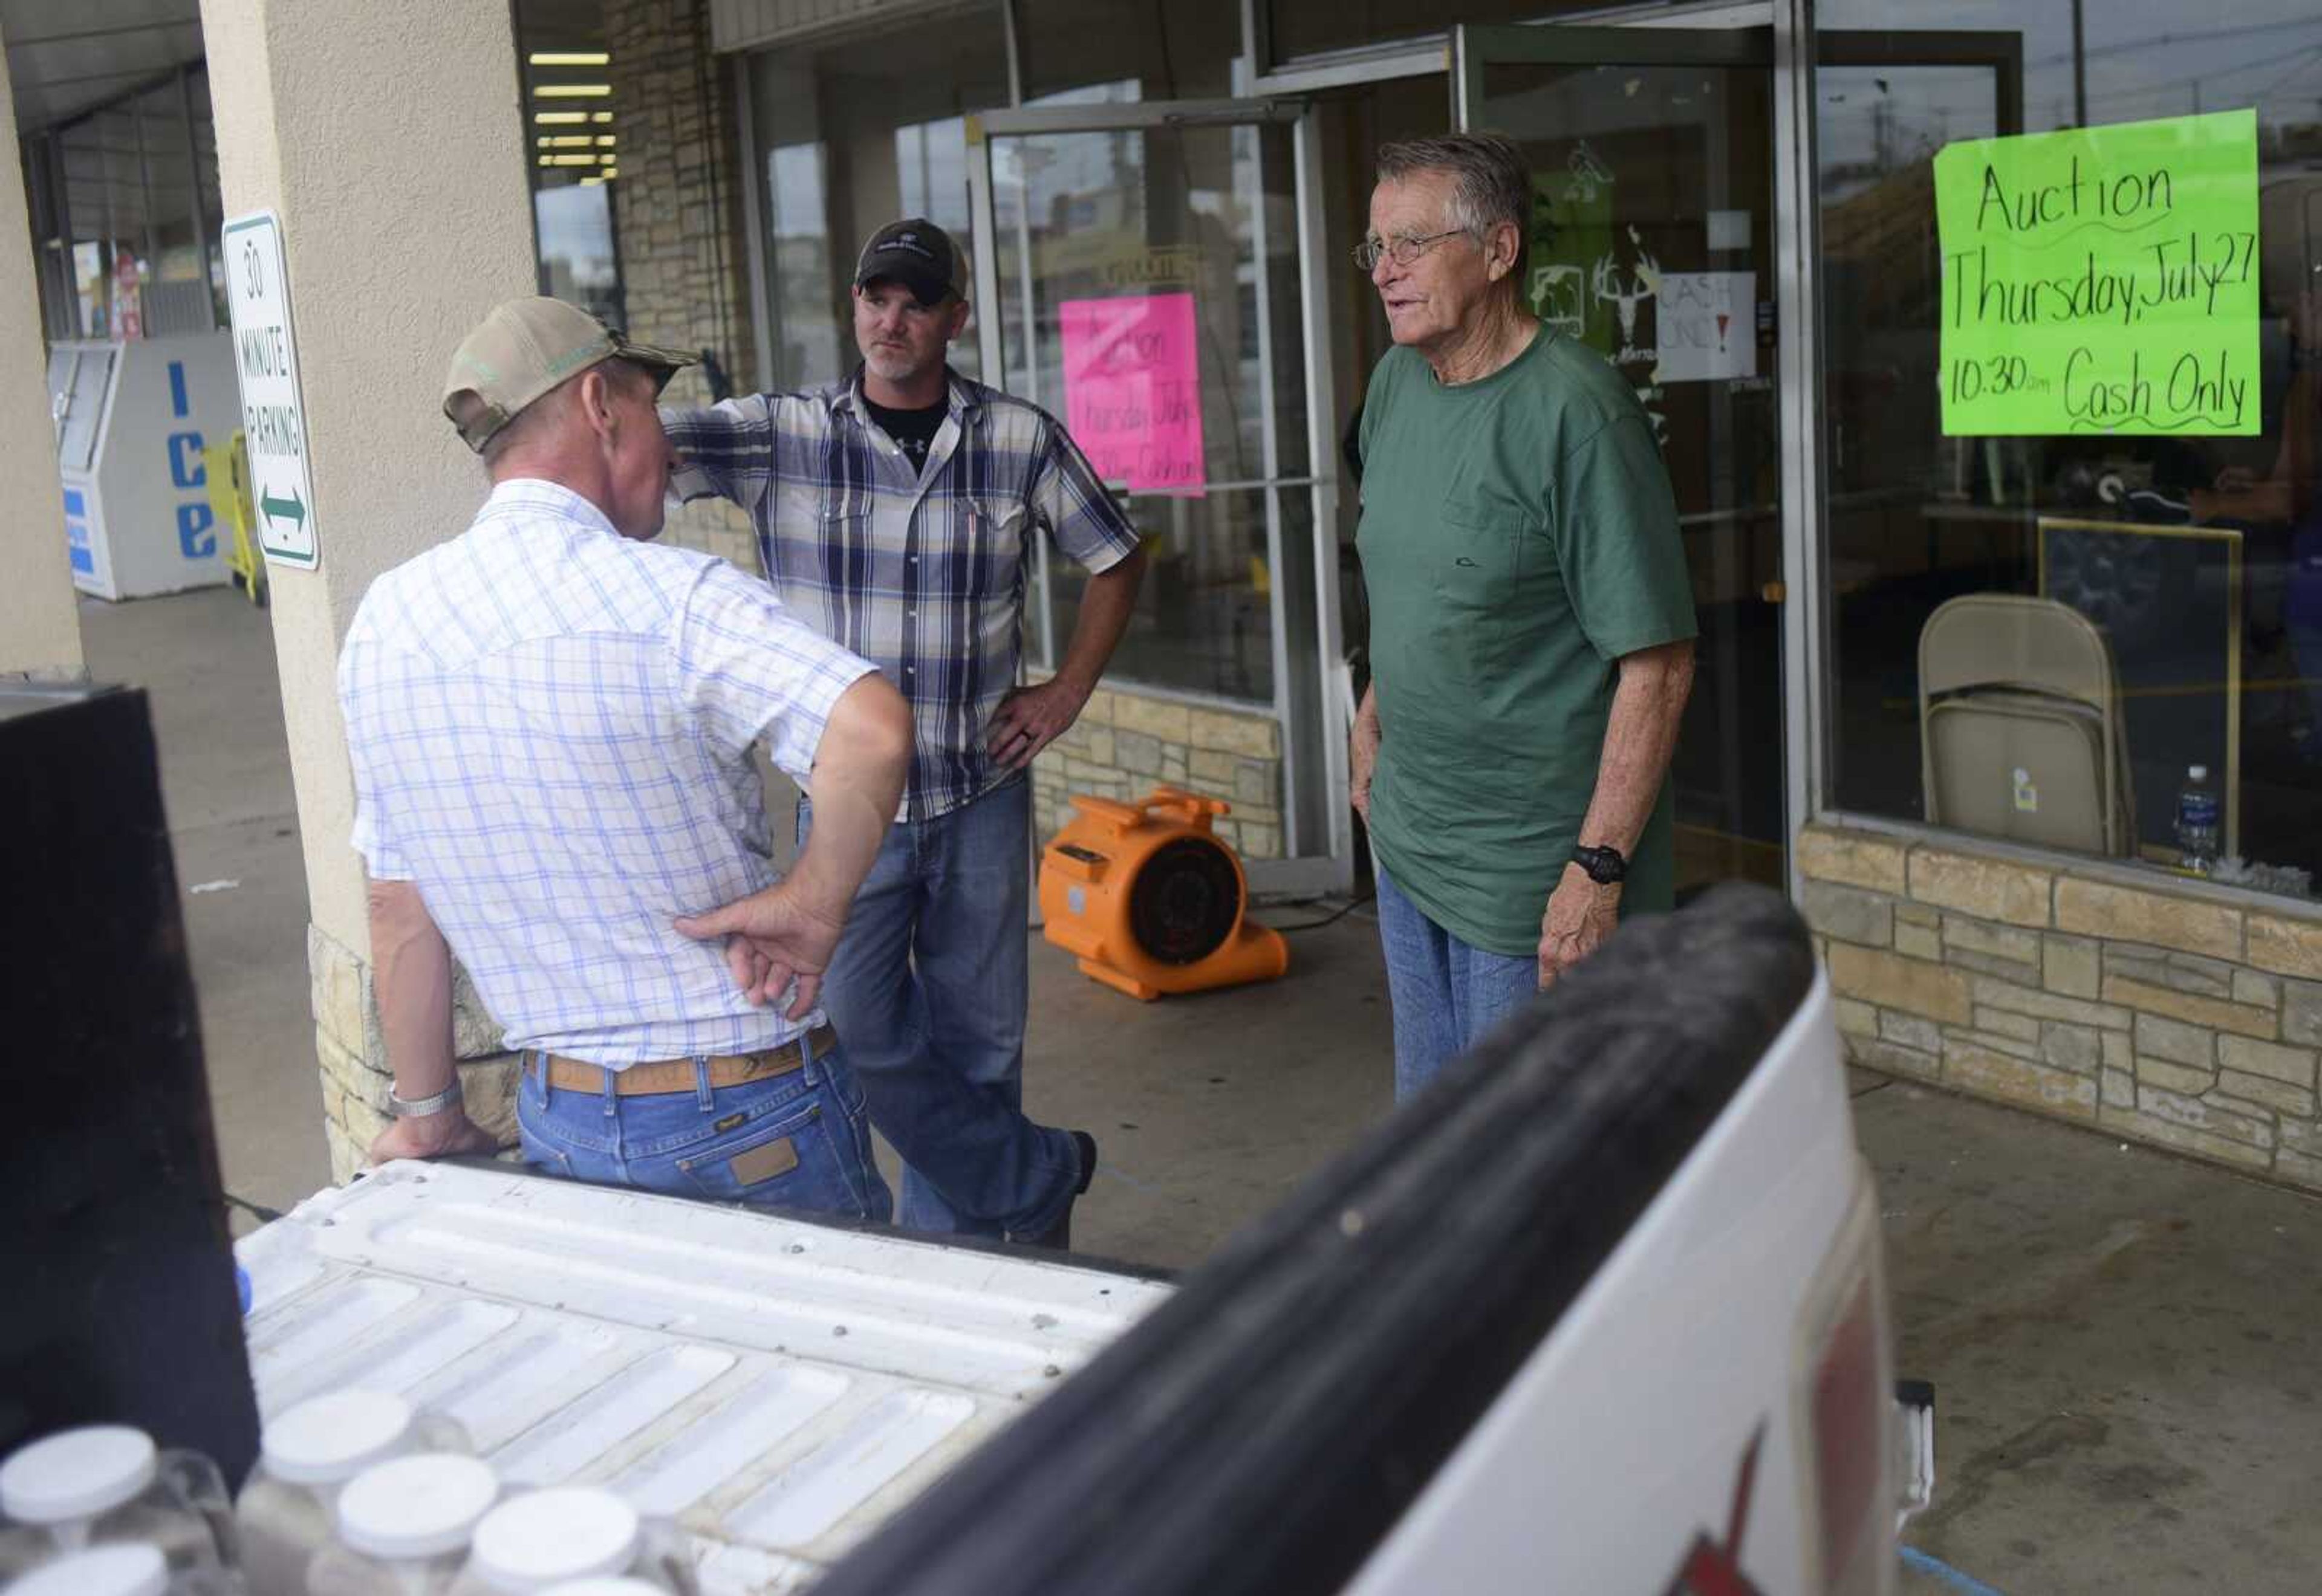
[1569,843,1628,885]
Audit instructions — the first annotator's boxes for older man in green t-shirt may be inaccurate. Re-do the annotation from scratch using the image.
[1350,132,1699,1100]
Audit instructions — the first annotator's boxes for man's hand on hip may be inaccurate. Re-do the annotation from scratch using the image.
[1538,864,1621,990]
[986,678,1089,770]
[677,880,848,1019]
[368,1107,498,1166]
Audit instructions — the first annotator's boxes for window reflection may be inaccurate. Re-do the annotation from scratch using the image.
[746,17,1010,391]
[992,119,1307,703]
[536,186,621,325]
[1819,1,2322,899]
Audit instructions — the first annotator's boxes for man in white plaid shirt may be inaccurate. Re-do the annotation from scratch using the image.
[340,297,915,1222]
[665,218,1147,1249]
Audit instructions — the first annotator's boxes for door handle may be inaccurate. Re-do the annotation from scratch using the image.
[1760,580,1787,603]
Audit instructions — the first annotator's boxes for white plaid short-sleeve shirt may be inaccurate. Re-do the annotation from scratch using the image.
[337,478,877,1065]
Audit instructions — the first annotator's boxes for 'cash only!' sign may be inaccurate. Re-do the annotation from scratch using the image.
[1933,109,2260,436]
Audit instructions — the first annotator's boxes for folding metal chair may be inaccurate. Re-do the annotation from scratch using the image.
[1919,594,2133,857]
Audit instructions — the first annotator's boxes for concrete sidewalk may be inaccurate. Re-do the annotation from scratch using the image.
[79,586,2322,1595]
[80,588,326,1220]
[1866,1077,2322,1595]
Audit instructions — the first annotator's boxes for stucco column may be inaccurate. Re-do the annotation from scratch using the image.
[0,24,86,683]
[198,0,538,1176]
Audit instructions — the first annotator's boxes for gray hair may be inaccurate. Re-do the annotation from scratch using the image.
[470,355,657,468]
[1374,132,1531,290]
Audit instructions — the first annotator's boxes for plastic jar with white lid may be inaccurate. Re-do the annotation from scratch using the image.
[306,1456,499,1596]
[448,1491,688,1596]
[533,1581,666,1596]
[0,1428,233,1581]
[3,1540,172,1596]
[236,1393,470,1596]
[0,1538,240,1596]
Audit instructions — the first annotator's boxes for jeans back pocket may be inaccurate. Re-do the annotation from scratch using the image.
[671,1097,865,1217]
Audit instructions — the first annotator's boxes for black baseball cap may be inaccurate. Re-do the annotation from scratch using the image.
[854,218,968,307]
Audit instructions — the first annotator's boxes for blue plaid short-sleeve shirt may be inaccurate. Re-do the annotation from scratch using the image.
[664,369,1142,822]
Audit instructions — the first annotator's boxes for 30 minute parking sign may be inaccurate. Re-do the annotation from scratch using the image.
[222,210,319,569]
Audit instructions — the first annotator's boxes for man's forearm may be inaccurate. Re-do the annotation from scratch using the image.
[1052,548,1146,695]
[368,877,456,1101]
[659,401,763,514]
[1576,640,1696,857]
[793,675,914,922]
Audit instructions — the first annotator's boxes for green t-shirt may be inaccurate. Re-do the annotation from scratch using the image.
[1356,326,1697,956]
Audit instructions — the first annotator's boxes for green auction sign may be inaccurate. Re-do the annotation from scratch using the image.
[1933,109,2260,436]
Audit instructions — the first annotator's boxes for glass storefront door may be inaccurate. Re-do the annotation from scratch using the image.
[1457,25,1788,896]
[968,99,1352,895]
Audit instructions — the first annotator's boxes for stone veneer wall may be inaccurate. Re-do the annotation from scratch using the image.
[608,0,761,574]
[1800,820,2322,1188]
[311,924,521,1184]
[1030,682,1286,860]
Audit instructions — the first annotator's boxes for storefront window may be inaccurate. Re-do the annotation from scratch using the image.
[1263,0,1654,73]
[1818,2,2322,902]
[186,72,226,322]
[535,186,622,322]
[990,115,1309,704]
[515,0,626,328]
[1016,0,1240,103]
[760,135,841,384]
[744,12,1011,392]
[133,77,215,336]
[743,1,1302,706]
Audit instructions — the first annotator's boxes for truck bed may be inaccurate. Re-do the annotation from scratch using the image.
[239,884,1903,1595]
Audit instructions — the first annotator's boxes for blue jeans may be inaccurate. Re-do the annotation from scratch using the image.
[1374,861,1541,1103]
[799,776,1081,1239]
[517,1033,893,1222]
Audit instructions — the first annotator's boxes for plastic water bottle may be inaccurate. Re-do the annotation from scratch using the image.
[2174,765,2219,874]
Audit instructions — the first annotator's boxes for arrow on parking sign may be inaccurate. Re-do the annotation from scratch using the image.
[260,484,306,531]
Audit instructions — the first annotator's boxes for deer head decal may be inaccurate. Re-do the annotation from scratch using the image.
[1590,235,1662,346]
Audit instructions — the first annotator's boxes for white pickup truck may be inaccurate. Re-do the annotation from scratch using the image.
[236,884,1931,1595]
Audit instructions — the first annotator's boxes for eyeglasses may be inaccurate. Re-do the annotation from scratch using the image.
[1352,229,1474,271]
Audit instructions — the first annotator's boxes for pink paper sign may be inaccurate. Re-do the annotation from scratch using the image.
[1058,293,1205,494]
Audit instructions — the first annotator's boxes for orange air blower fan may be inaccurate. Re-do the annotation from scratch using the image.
[1038,787,1289,1001]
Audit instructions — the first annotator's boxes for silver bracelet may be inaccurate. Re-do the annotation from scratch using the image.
[389,1079,464,1118]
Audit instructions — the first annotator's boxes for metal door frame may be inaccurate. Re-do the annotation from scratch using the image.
[1454,15,1816,897]
[966,96,1354,898]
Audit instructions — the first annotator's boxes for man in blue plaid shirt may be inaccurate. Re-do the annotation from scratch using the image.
[665,218,1146,1250]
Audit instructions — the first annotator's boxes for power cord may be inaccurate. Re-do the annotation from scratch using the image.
[1257,891,1376,933]
[223,1192,285,1226]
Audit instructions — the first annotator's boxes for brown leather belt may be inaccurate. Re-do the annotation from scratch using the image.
[528,1023,834,1097]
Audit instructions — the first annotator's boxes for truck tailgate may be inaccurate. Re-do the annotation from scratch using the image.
[234,1166,1172,1591]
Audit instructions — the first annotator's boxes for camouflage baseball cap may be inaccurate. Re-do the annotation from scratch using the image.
[443,297,695,452]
